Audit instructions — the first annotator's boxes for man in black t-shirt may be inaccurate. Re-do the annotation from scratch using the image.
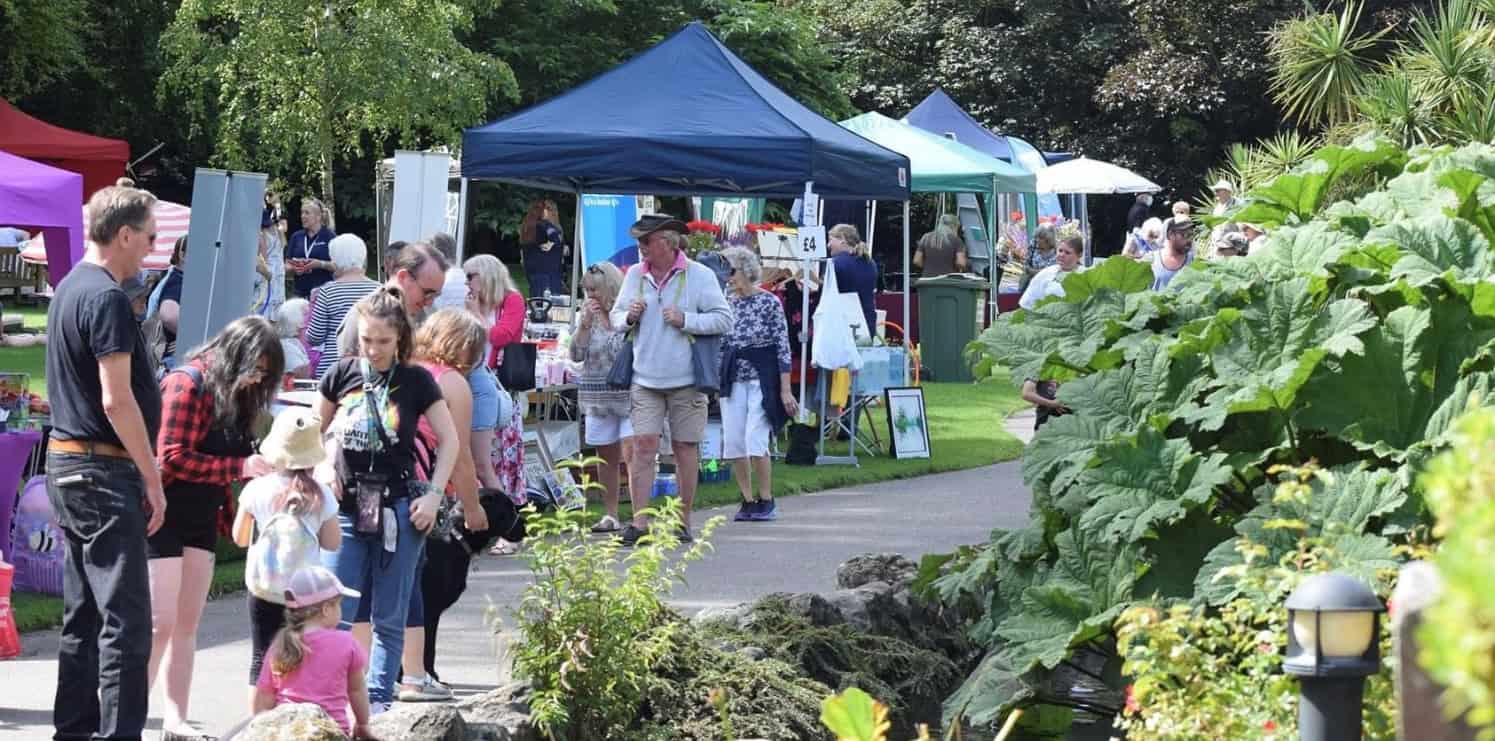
[44,185,165,741]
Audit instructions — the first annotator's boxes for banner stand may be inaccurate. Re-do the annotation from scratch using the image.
[177,168,267,353]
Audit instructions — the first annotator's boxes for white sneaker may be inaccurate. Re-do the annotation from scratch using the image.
[398,674,453,702]
[370,701,392,716]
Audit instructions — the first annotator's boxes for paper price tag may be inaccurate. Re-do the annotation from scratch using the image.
[796,226,827,260]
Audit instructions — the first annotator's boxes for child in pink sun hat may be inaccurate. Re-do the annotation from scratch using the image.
[253,566,376,739]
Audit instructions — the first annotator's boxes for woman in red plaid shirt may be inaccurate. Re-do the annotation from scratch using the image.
[147,316,284,740]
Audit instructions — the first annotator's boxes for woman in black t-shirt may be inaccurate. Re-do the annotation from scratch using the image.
[315,286,460,712]
[1022,378,1069,430]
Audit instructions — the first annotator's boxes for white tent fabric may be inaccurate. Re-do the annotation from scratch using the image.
[1035,158,1160,194]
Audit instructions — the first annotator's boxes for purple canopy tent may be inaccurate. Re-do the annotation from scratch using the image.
[0,150,84,287]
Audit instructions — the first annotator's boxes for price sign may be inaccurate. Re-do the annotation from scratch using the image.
[796,226,827,260]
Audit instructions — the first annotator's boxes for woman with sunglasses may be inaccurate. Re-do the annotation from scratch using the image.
[571,261,632,532]
[462,255,527,554]
[149,317,285,740]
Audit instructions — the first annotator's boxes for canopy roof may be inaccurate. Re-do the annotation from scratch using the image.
[0,151,84,286]
[839,112,1035,194]
[904,89,1015,163]
[1035,157,1161,194]
[461,23,911,201]
[0,100,128,199]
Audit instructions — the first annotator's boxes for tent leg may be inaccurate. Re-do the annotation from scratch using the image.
[902,200,911,383]
[573,191,585,303]
[866,200,877,255]
[455,177,470,262]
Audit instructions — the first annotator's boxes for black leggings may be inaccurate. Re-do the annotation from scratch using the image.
[248,594,286,684]
[419,538,472,680]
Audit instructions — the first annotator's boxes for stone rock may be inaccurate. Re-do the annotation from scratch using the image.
[738,646,767,661]
[367,704,466,741]
[235,703,346,741]
[782,592,845,627]
[691,602,755,630]
[836,553,917,590]
[455,682,537,741]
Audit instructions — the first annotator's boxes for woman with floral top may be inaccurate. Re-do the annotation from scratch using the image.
[719,247,798,522]
[571,261,633,533]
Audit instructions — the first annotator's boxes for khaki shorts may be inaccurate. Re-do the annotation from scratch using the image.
[630,385,708,443]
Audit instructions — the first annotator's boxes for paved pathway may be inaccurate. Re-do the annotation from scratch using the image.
[0,462,1032,739]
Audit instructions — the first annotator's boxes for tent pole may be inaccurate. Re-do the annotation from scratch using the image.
[455,177,470,262]
[988,177,998,321]
[866,200,877,254]
[1081,194,1091,265]
[902,200,911,383]
[573,190,584,302]
[797,181,815,423]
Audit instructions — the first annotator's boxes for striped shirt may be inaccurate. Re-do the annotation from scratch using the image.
[306,278,380,379]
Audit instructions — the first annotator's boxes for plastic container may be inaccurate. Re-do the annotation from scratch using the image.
[650,473,679,499]
[697,459,731,484]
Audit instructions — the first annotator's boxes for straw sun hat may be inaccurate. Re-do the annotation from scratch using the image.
[259,407,325,470]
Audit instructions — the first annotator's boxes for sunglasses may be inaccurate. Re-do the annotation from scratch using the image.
[587,264,606,275]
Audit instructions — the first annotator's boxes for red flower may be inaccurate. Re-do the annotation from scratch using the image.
[1263,720,1278,732]
[1010,210,1025,222]
[686,220,721,235]
[1124,684,1139,713]
[1386,598,1394,618]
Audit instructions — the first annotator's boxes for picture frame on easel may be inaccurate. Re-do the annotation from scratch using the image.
[884,386,930,459]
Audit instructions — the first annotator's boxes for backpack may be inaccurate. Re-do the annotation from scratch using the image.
[245,511,322,604]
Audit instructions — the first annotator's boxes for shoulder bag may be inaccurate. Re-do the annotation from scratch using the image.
[681,266,724,394]
[493,300,538,391]
[605,266,645,390]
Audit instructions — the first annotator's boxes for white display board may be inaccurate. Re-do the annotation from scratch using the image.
[389,150,451,246]
[177,168,268,353]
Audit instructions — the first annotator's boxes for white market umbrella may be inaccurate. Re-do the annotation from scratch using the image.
[1034,157,1160,194]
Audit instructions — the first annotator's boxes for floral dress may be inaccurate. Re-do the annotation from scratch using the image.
[492,399,526,505]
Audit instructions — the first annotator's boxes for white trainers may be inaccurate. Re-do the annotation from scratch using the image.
[397,673,454,702]
[370,701,392,716]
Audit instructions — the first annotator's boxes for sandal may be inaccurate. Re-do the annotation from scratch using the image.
[488,539,521,556]
[590,515,622,533]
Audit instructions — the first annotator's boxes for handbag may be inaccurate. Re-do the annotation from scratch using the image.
[606,266,647,390]
[496,341,538,391]
[689,334,722,394]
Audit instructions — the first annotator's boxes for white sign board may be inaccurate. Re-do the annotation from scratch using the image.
[389,150,450,245]
[795,226,827,261]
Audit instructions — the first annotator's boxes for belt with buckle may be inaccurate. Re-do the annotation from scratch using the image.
[50,438,132,460]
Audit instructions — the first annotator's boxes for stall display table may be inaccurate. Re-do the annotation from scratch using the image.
[0,429,42,560]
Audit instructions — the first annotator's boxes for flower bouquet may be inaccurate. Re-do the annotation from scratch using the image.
[685,220,722,256]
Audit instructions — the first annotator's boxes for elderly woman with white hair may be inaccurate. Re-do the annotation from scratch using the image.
[304,234,380,378]
[718,246,797,523]
[1124,217,1164,260]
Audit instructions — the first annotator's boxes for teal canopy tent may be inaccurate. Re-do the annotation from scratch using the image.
[840,112,1036,310]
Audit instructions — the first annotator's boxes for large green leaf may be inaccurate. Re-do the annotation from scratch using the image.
[942,649,1037,728]
[976,289,1132,384]
[1209,280,1375,416]
[1248,221,1360,278]
[1076,428,1234,544]
[1369,216,1494,286]
[1135,509,1237,600]
[1236,135,1406,226]
[1299,296,1495,457]
[1057,256,1155,303]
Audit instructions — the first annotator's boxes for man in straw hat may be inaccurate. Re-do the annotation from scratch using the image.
[1212,179,1244,216]
[609,214,733,545]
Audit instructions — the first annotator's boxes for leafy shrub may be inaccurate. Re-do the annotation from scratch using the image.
[1419,408,1495,733]
[939,135,1495,729]
[498,496,724,740]
[1114,467,1402,740]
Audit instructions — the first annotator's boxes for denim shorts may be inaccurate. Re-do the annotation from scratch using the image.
[469,366,500,432]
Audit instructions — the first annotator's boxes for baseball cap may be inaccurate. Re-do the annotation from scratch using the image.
[284,566,360,608]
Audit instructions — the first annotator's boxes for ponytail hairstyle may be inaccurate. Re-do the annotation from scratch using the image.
[829,223,870,260]
[272,469,324,518]
[352,286,415,364]
[268,598,335,677]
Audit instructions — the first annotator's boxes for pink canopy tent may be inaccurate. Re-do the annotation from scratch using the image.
[0,150,83,287]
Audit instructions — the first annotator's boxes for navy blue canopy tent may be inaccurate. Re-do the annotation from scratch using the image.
[461,23,910,201]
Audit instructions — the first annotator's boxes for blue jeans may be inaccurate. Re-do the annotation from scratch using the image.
[322,497,425,704]
[469,366,500,432]
[45,452,152,741]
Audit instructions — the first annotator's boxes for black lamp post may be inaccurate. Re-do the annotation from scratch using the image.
[1283,572,1386,741]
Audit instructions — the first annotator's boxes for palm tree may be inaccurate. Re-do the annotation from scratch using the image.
[1267,2,1388,128]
